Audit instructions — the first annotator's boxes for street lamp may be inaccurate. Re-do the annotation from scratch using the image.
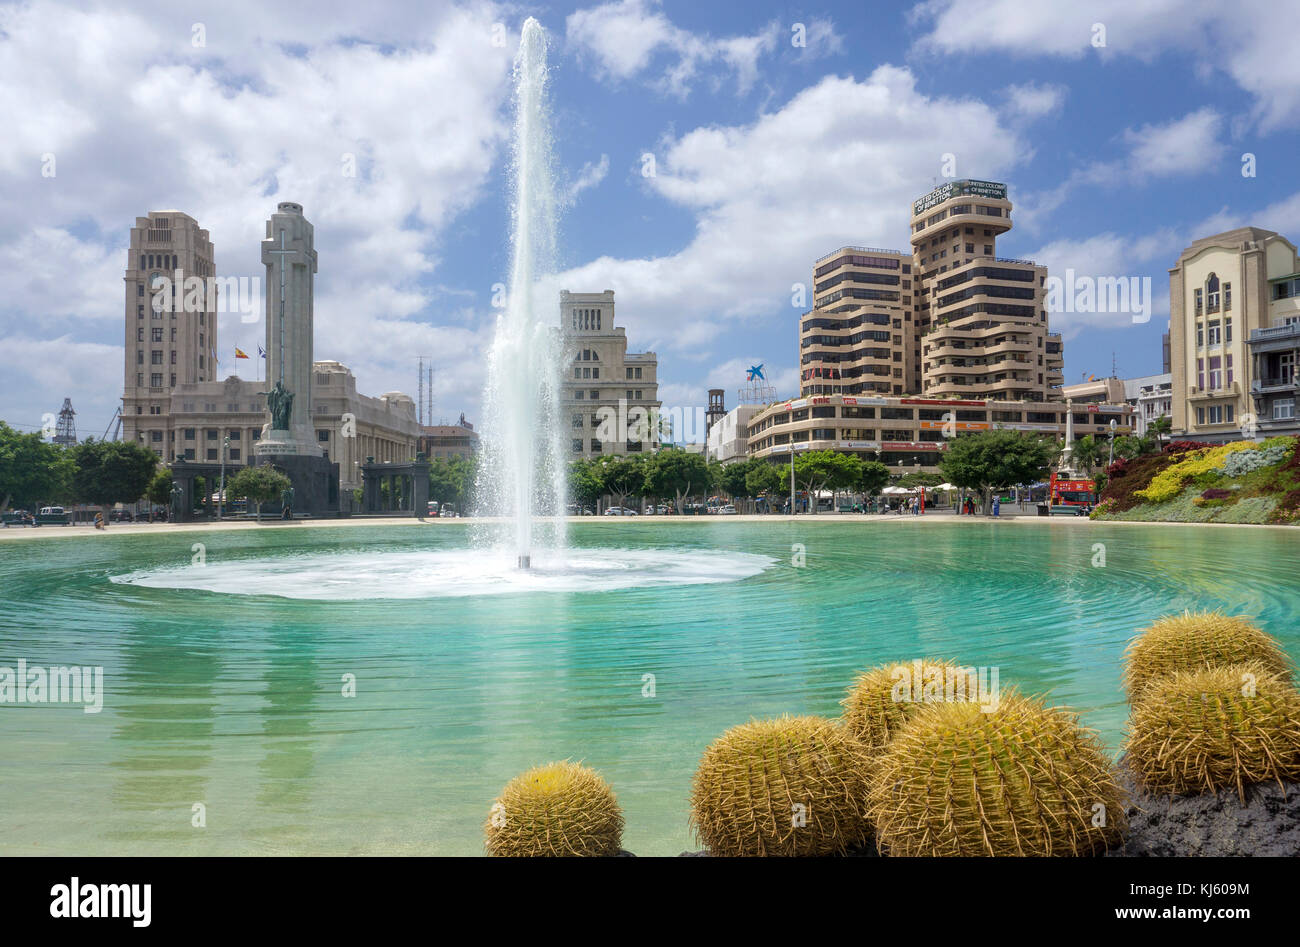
[1107,419,1118,467]
[218,434,230,520]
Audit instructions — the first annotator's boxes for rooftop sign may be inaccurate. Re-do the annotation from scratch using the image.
[913,179,1007,216]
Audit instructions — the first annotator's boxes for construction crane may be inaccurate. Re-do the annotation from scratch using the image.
[101,406,122,442]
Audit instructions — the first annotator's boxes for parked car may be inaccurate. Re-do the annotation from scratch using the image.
[603,506,638,516]
[36,506,71,526]
[109,509,133,522]
[427,501,440,517]
[718,504,737,515]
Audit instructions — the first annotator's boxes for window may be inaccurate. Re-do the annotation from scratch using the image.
[1194,288,1203,315]
[572,414,583,428]
[137,284,144,297]
[983,245,992,255]
[590,439,602,452]
[574,368,581,379]
[1196,323,1203,347]
[1196,407,1205,425]
[136,372,144,386]
[625,367,633,379]
[149,404,162,415]
[136,328,144,342]
[184,429,195,440]
[572,439,582,453]
[626,390,633,400]
[1224,283,1232,310]
[138,304,144,319]
[229,430,240,440]
[151,327,162,342]
[137,349,144,364]
[207,449,218,461]
[184,448,195,460]
[589,389,598,399]
[317,430,330,442]
[151,350,163,365]
[1206,273,1220,312]
[582,367,590,379]
[1274,398,1296,420]
[1207,356,1221,389]
[170,351,176,364]
[229,449,240,461]
[634,367,642,379]
[150,430,162,442]
[576,390,585,400]
[592,368,599,379]
[207,429,218,440]
[150,372,162,387]
[634,390,642,399]
[170,373,176,386]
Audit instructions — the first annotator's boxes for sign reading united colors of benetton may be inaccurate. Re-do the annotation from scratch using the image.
[913,179,1008,216]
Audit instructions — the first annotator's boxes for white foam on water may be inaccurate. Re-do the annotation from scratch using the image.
[110,548,776,600]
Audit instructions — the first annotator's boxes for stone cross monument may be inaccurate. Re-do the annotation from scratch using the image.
[255,202,323,458]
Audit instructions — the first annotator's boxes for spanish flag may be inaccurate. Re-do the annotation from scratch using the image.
[235,347,250,359]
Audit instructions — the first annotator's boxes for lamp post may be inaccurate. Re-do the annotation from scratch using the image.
[789,446,795,515]
[1107,419,1118,467]
[218,434,230,520]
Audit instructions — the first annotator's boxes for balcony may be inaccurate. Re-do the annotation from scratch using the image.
[1252,376,1299,394]
[1247,323,1300,354]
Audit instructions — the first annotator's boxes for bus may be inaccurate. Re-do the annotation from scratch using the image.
[1042,471,1096,515]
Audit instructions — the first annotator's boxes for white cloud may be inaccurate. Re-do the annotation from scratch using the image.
[0,0,513,432]
[545,65,1029,387]
[792,17,846,62]
[565,0,780,97]
[1123,108,1225,177]
[1001,82,1066,120]
[565,154,610,205]
[911,0,1300,132]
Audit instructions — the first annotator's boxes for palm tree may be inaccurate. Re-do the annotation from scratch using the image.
[1148,414,1172,449]
[1070,434,1102,472]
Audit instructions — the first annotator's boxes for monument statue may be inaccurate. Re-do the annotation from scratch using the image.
[267,381,294,431]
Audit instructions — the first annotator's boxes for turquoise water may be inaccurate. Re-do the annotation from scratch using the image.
[2,520,1297,856]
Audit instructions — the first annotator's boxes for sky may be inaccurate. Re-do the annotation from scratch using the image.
[4,0,1300,441]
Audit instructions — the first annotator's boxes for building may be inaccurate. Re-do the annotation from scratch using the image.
[802,247,911,396]
[560,290,661,458]
[706,403,762,464]
[746,394,1132,474]
[121,211,218,446]
[119,209,419,496]
[148,362,417,492]
[1169,227,1300,441]
[912,180,1063,400]
[797,180,1064,403]
[1124,373,1173,437]
[419,414,480,461]
[1063,375,1173,437]
[1248,271,1300,437]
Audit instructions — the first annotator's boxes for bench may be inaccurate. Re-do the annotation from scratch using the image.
[1037,504,1089,517]
[34,513,72,526]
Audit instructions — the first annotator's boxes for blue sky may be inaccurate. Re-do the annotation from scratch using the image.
[3,0,1300,439]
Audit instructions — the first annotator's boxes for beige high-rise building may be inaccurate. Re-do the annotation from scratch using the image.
[121,211,218,451]
[801,248,912,397]
[560,290,661,458]
[1169,227,1300,441]
[797,180,1064,403]
[912,180,1063,400]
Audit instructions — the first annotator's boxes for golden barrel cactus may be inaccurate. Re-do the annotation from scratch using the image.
[868,692,1127,856]
[841,658,981,755]
[1125,662,1300,800]
[484,761,624,857]
[689,715,873,856]
[1122,610,1292,700]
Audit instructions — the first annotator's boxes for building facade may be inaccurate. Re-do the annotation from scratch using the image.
[746,394,1132,474]
[1063,375,1173,437]
[706,403,762,464]
[419,415,480,461]
[121,211,218,447]
[797,180,1064,403]
[1169,227,1300,441]
[560,290,661,458]
[1248,271,1300,437]
[119,209,419,494]
[911,180,1063,400]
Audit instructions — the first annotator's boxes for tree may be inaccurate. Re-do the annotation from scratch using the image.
[145,469,174,510]
[744,461,785,505]
[897,472,943,489]
[0,422,74,511]
[939,430,1054,511]
[1070,434,1102,471]
[793,450,860,514]
[596,454,645,511]
[645,448,710,514]
[1148,414,1172,447]
[226,464,291,520]
[717,458,754,501]
[567,458,605,510]
[857,460,890,496]
[71,438,158,508]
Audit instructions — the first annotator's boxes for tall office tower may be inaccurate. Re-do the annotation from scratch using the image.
[800,247,912,397]
[120,211,217,456]
[911,180,1063,401]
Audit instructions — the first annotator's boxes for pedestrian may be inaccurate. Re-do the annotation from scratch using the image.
[93,511,105,530]
[992,495,1001,518]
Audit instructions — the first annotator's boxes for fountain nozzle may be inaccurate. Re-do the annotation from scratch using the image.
[517,555,531,569]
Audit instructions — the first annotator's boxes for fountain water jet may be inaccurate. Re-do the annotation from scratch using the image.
[475,18,566,568]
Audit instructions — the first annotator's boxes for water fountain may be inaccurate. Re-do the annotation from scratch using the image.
[474,17,566,570]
